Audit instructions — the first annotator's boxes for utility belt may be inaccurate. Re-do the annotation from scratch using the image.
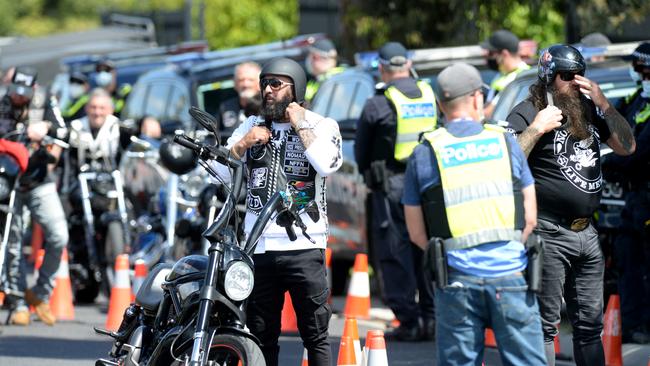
[363,160,403,193]
[538,211,591,232]
[425,233,544,293]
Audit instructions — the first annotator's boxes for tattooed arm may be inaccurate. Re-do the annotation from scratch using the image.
[515,106,563,157]
[602,107,636,156]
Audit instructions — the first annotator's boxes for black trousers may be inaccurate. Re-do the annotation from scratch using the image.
[247,249,331,366]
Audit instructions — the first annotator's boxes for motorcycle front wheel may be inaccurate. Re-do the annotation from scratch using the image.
[171,334,265,366]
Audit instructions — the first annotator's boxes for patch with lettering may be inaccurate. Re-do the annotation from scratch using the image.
[553,126,602,193]
[284,134,310,177]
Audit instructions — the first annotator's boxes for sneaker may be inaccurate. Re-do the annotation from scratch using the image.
[25,289,56,326]
[9,309,30,326]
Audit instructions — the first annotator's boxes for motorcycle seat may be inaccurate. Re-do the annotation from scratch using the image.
[135,263,173,314]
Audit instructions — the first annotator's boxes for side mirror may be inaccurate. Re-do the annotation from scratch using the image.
[189,106,220,146]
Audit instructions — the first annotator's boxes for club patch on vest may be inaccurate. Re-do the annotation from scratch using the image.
[249,167,268,189]
[439,138,503,168]
[284,135,310,177]
[401,102,436,119]
[553,128,602,193]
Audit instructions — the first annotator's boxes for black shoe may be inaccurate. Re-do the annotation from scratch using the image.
[384,325,421,342]
[421,318,435,341]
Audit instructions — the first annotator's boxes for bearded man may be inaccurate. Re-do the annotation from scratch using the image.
[217,57,342,366]
[505,44,635,366]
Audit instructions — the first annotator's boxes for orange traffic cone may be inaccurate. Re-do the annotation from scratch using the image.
[343,254,370,319]
[105,254,132,331]
[337,335,357,366]
[485,328,497,347]
[362,330,384,366]
[366,331,388,366]
[281,291,298,333]
[343,317,362,366]
[132,259,148,301]
[49,248,75,320]
[603,294,623,366]
[28,222,44,264]
[0,291,5,306]
[301,347,309,366]
[326,248,332,304]
[33,248,45,275]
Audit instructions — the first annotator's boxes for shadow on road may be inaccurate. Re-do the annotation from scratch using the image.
[0,335,110,360]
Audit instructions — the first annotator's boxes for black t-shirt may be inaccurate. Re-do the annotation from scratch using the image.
[505,99,611,218]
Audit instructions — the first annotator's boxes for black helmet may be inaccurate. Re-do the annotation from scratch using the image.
[538,44,586,85]
[260,57,306,103]
[159,139,198,175]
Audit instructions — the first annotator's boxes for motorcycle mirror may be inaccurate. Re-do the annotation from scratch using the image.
[189,106,220,145]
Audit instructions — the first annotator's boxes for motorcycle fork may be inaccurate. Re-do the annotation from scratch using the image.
[78,172,99,266]
[189,241,224,366]
[111,170,130,250]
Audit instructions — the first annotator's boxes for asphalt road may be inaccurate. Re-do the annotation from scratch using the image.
[1,296,648,365]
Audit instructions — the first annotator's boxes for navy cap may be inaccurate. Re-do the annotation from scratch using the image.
[580,32,611,47]
[480,30,519,54]
[623,42,650,66]
[310,39,337,57]
[378,42,409,66]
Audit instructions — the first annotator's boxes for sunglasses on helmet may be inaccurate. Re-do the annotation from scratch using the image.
[260,78,293,91]
[558,71,585,82]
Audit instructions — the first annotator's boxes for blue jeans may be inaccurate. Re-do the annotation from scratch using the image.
[435,272,546,366]
[4,182,68,306]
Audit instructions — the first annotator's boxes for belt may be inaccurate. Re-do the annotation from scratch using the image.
[538,212,591,232]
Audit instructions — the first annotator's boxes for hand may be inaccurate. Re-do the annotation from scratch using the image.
[286,102,306,129]
[27,121,49,142]
[574,75,609,110]
[531,105,563,135]
[241,126,271,149]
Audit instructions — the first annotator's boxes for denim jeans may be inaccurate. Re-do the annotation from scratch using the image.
[536,219,605,366]
[4,182,68,306]
[247,249,331,366]
[435,272,546,366]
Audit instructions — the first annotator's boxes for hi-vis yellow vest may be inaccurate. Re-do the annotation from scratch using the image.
[385,81,437,162]
[490,63,530,92]
[423,124,521,251]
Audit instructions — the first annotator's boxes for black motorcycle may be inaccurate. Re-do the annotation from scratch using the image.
[95,107,315,366]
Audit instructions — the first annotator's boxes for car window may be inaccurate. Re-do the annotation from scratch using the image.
[123,81,148,119]
[312,71,375,125]
[167,84,190,123]
[197,79,238,118]
[143,82,172,119]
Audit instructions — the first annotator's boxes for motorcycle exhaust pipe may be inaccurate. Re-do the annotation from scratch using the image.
[95,359,119,366]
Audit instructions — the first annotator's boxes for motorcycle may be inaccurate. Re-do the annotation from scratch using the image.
[67,137,132,303]
[95,107,315,366]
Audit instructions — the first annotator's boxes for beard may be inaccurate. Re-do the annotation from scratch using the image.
[262,93,292,122]
[553,87,591,141]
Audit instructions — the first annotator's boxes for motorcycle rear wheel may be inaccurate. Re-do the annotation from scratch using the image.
[171,334,265,366]
[102,220,126,296]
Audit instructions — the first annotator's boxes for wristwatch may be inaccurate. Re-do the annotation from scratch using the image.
[297,119,316,131]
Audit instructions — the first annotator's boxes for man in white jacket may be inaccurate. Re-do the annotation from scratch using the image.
[220,57,342,366]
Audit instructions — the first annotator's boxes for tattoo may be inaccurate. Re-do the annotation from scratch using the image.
[296,128,317,149]
[330,134,342,168]
[516,126,542,158]
[603,107,635,154]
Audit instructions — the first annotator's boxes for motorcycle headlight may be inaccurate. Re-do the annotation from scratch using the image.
[223,261,254,301]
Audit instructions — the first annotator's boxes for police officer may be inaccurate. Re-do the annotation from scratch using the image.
[1,67,69,326]
[606,42,650,344]
[480,29,530,117]
[61,72,90,122]
[354,41,436,341]
[304,39,345,104]
[403,62,546,365]
[217,58,343,366]
[505,45,635,366]
[94,59,131,118]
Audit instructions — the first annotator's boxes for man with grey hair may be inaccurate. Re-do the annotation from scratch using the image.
[218,61,262,132]
[402,62,545,364]
[355,41,437,342]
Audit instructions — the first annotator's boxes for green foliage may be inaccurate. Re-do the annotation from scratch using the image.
[203,0,298,49]
[0,0,17,35]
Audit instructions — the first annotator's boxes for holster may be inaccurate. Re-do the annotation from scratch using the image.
[425,237,448,289]
[524,233,544,293]
[364,160,390,193]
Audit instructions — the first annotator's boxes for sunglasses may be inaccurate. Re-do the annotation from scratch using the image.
[558,71,584,82]
[260,78,293,91]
